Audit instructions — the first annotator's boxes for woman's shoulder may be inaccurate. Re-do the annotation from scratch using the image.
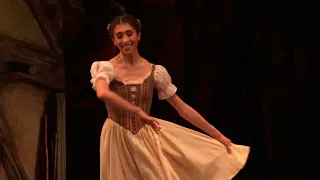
[153,64,172,83]
[108,57,118,65]
[91,59,114,68]
[154,64,169,73]
[90,60,114,74]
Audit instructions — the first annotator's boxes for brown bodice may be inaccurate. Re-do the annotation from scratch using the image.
[106,65,156,134]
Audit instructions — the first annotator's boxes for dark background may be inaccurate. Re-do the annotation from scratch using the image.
[62,0,319,179]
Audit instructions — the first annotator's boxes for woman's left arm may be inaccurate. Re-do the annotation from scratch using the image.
[166,94,221,138]
[154,65,231,153]
[167,94,232,153]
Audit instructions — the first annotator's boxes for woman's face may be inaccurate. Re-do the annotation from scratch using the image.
[112,23,140,56]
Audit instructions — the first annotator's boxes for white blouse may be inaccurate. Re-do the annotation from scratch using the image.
[90,61,177,100]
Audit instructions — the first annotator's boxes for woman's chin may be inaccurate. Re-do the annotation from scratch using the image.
[121,49,134,56]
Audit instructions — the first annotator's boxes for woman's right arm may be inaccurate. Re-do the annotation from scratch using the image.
[91,61,161,131]
[95,78,141,114]
[90,61,140,114]
[95,78,161,131]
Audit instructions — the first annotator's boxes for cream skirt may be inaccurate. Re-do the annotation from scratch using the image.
[100,118,250,180]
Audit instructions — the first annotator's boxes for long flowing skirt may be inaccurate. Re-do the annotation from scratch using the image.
[100,118,250,180]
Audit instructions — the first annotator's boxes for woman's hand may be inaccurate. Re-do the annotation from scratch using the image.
[216,135,232,154]
[136,109,162,133]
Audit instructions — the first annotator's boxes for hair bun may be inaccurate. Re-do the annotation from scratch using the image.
[118,4,126,15]
[110,3,126,16]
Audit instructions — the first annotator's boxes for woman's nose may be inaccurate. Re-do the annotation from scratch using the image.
[122,35,129,42]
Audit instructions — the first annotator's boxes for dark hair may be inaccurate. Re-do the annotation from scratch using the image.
[106,9,141,38]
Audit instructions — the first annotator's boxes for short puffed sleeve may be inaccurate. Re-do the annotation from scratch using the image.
[90,61,114,90]
[154,65,177,100]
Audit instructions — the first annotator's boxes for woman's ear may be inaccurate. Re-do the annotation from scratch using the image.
[137,32,141,41]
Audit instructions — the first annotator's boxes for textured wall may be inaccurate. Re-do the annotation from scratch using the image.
[0,0,49,47]
[0,83,48,180]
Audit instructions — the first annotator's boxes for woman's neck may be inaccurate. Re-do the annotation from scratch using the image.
[119,50,141,66]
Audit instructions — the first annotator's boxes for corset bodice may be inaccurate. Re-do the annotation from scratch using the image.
[106,65,155,134]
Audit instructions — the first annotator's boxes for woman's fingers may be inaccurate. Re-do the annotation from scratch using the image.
[151,119,161,133]
[225,140,232,154]
[226,144,232,154]
[141,116,162,133]
[153,118,161,126]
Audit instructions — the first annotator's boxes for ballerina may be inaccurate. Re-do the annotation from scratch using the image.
[90,11,250,180]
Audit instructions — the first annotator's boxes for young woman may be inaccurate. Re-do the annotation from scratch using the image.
[90,11,250,180]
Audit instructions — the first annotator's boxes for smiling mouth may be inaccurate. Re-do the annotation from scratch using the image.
[121,42,133,48]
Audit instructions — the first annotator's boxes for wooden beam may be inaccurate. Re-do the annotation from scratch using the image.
[0,36,61,64]
[0,72,64,92]
[56,93,66,180]
[23,0,63,57]
[0,36,64,92]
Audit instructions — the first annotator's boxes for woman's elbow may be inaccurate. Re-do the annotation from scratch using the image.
[96,90,110,100]
[178,109,189,118]
[177,104,192,119]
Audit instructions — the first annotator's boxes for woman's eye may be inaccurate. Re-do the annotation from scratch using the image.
[116,33,123,39]
[126,31,133,36]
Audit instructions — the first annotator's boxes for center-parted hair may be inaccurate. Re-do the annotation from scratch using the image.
[106,6,141,38]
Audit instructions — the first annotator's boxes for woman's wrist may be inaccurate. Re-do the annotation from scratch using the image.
[211,130,223,139]
[133,106,142,116]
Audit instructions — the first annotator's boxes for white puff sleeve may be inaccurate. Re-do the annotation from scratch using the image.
[90,61,114,90]
[154,65,177,100]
